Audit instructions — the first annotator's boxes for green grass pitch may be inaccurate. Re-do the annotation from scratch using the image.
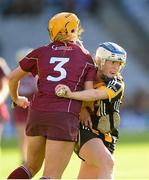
[1,130,149,179]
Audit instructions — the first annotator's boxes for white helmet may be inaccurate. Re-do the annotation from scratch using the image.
[16,47,33,63]
[95,42,127,66]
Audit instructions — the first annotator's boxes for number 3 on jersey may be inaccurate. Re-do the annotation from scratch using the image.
[47,57,70,82]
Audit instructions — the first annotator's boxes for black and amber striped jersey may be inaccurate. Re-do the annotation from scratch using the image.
[87,76,124,134]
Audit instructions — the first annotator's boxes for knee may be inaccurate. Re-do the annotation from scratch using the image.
[89,151,114,170]
[102,154,114,173]
[104,153,114,170]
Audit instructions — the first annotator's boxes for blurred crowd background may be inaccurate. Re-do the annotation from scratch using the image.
[0,0,149,138]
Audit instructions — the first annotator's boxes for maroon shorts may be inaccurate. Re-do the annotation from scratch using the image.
[26,109,80,142]
[12,106,28,124]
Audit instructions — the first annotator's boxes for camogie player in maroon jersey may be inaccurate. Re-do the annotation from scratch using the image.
[56,42,127,179]
[7,12,96,179]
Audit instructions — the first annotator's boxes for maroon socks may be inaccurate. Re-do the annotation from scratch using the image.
[7,165,32,179]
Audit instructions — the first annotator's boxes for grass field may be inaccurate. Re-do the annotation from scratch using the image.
[1,130,149,179]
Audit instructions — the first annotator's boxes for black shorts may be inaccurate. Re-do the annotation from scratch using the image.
[74,124,119,160]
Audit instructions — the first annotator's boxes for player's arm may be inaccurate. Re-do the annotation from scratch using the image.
[69,88,108,101]
[84,80,94,90]
[55,84,108,101]
[8,66,30,108]
[79,80,94,128]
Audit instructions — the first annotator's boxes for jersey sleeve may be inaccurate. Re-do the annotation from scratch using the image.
[19,48,41,77]
[84,55,96,81]
[100,79,124,102]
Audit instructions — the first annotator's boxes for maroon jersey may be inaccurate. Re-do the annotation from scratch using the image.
[19,42,96,115]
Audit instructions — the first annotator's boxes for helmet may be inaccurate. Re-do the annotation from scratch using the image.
[48,12,80,41]
[16,47,33,62]
[95,42,127,65]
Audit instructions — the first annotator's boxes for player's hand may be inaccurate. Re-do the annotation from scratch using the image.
[79,108,92,129]
[14,96,30,109]
[55,84,71,97]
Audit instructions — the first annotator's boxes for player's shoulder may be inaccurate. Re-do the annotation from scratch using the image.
[104,76,124,92]
[33,44,49,52]
[74,43,90,55]
[68,42,94,64]
[25,44,49,59]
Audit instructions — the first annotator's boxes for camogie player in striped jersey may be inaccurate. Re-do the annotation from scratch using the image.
[55,42,127,179]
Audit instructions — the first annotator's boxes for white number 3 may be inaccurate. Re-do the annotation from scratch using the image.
[47,57,70,82]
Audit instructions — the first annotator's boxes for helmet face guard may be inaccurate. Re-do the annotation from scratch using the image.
[48,12,80,42]
[95,42,127,68]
